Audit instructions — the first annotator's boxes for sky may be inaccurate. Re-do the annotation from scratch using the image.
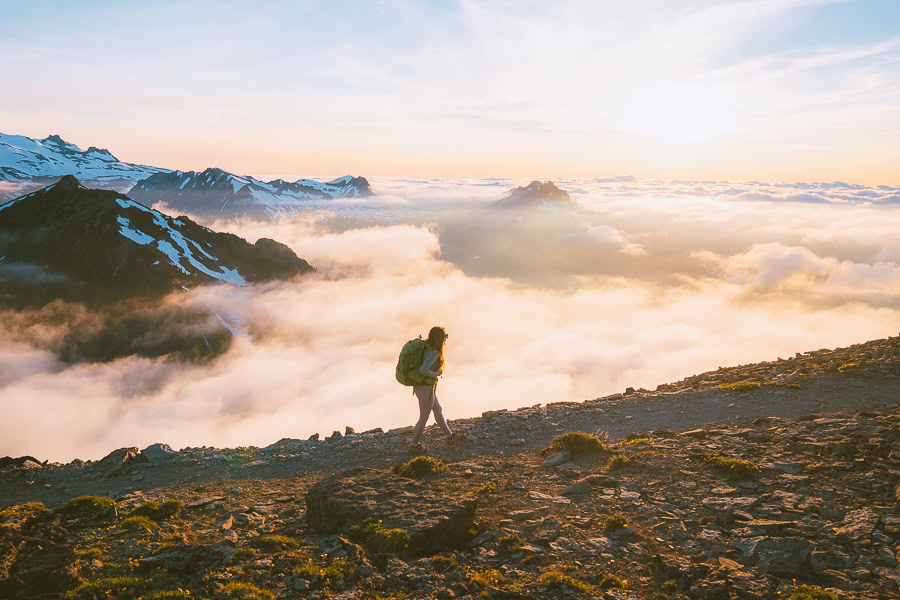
[2,176,899,461]
[1,0,898,185]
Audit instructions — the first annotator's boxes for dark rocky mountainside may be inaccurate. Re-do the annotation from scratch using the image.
[0,176,313,307]
[129,168,373,220]
[491,181,574,210]
[1,336,899,599]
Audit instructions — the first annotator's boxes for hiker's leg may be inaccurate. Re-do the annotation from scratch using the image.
[411,386,434,446]
[431,394,453,436]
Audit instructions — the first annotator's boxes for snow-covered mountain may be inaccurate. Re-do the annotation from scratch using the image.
[0,176,314,307]
[128,168,373,220]
[0,133,169,197]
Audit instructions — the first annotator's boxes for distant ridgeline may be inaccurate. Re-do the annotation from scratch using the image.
[0,176,314,363]
[129,168,373,220]
[0,132,373,219]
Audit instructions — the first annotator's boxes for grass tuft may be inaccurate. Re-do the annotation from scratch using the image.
[605,454,633,471]
[63,577,153,599]
[789,585,838,600]
[469,477,506,496]
[249,534,303,551]
[715,380,761,392]
[61,496,116,520]
[431,553,461,572]
[119,515,159,533]
[348,518,409,554]
[597,572,628,590]
[498,533,525,554]
[0,501,50,523]
[391,456,446,478]
[292,557,356,588]
[604,514,629,533]
[703,455,761,480]
[217,582,275,600]
[541,431,613,456]
[538,571,595,595]
[469,569,505,588]
[130,499,183,522]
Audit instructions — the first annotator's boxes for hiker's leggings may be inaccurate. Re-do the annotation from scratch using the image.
[411,385,452,444]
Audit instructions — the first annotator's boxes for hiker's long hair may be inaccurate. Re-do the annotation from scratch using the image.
[425,326,446,372]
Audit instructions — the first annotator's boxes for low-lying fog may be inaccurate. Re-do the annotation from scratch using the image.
[2,177,899,461]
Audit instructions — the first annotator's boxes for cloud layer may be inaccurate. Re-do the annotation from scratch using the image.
[1,177,899,462]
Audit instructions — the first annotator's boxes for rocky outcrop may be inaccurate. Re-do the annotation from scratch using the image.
[305,466,476,555]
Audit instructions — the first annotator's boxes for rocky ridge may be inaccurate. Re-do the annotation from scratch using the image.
[1,335,899,599]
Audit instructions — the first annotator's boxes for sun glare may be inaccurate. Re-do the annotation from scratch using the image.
[619,83,740,144]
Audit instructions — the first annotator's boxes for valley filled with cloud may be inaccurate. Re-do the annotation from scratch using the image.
[2,177,899,461]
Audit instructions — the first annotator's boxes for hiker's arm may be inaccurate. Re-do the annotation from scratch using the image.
[419,351,442,377]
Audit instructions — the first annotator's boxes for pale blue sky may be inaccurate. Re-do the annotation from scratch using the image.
[1,0,898,183]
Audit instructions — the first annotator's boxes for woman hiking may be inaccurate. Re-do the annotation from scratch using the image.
[408,326,454,453]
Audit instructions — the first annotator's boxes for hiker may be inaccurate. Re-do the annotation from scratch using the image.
[396,326,454,453]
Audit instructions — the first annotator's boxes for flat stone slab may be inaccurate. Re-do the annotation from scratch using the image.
[702,496,762,511]
[305,467,476,555]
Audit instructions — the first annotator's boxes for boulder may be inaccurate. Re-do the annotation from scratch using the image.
[305,467,476,555]
[541,451,570,468]
[141,443,177,463]
[138,540,235,571]
[833,508,880,541]
[743,537,813,576]
[94,447,146,477]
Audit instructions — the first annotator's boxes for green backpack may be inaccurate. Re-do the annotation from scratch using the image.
[396,338,434,387]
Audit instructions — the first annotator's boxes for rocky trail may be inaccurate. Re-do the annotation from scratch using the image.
[1,336,899,599]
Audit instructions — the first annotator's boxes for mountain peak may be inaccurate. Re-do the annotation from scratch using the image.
[40,134,82,153]
[492,179,572,209]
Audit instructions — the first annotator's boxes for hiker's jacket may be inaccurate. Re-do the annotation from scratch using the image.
[419,350,441,378]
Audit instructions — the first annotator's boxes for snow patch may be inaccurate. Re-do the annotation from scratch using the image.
[116,216,155,245]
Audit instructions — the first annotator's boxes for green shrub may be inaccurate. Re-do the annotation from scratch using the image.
[715,380,761,392]
[119,515,159,533]
[542,431,613,456]
[61,496,116,520]
[217,582,275,600]
[348,518,409,554]
[604,514,629,532]
[391,456,446,478]
[64,577,153,599]
[703,455,760,480]
[249,534,302,551]
[789,585,838,600]
[538,571,594,595]
[130,499,183,522]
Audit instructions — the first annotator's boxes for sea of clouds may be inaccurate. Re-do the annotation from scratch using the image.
[1,176,899,461]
